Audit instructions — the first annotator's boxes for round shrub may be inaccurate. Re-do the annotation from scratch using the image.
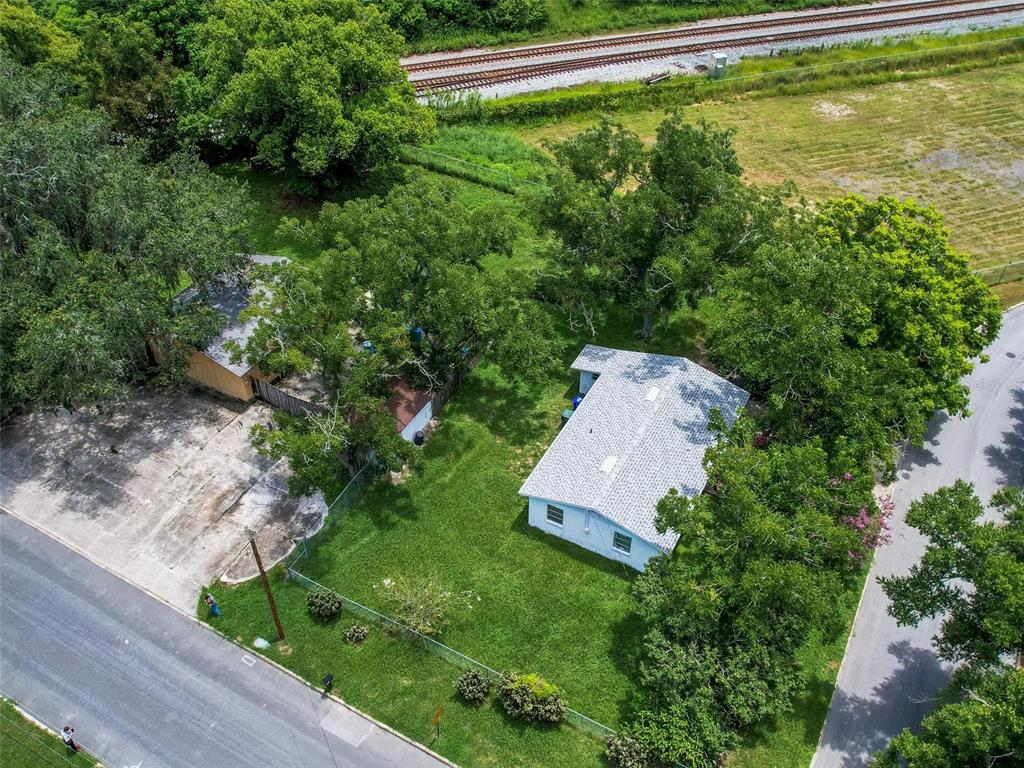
[306,589,342,621]
[345,623,369,644]
[498,673,566,724]
[486,0,548,31]
[606,734,651,768]
[456,669,492,704]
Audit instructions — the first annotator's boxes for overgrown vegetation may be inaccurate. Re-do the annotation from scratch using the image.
[7,1,1018,765]
[527,112,1000,766]
[241,176,560,491]
[0,59,251,418]
[6,0,435,180]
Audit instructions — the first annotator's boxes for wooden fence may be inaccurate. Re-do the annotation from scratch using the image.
[251,377,327,417]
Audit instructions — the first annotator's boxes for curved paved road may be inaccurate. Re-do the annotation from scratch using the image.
[812,304,1023,767]
[0,513,447,768]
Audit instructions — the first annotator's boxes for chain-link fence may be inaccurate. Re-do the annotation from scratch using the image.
[284,564,617,739]
[974,259,1024,287]
[287,460,382,567]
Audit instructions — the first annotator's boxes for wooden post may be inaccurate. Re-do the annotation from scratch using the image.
[251,538,285,641]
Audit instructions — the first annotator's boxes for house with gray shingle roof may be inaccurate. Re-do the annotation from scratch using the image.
[518,345,749,570]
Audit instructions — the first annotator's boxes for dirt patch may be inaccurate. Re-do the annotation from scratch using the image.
[814,100,855,120]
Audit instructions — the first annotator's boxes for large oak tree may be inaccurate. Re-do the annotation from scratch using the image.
[174,0,435,177]
[1,59,251,416]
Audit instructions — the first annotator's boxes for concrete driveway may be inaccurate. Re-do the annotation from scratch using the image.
[0,387,326,612]
[813,304,1023,767]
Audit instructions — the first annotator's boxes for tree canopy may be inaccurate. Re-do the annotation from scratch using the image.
[174,0,435,177]
[872,666,1023,768]
[625,415,886,767]
[703,195,1001,466]
[238,177,559,489]
[873,484,1023,768]
[880,482,1024,669]
[539,115,783,338]
[0,59,251,416]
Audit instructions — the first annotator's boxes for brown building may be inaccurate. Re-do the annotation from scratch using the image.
[154,255,285,402]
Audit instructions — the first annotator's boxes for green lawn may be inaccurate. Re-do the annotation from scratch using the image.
[518,62,1024,271]
[1,699,98,768]
[204,299,868,768]
[204,305,700,768]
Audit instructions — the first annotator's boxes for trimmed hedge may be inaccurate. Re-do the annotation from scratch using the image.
[345,623,369,644]
[455,668,492,703]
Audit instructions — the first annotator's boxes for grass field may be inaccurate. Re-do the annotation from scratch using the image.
[517,62,1024,270]
[1,699,97,768]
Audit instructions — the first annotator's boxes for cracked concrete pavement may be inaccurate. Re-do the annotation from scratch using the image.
[0,386,327,612]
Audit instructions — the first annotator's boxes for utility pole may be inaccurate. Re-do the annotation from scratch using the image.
[251,538,285,641]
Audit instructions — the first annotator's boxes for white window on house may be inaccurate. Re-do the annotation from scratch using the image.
[546,504,564,526]
[612,531,632,553]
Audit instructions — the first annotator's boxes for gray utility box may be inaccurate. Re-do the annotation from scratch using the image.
[708,52,728,79]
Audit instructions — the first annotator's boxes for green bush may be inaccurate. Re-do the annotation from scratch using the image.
[306,589,342,621]
[345,623,369,644]
[498,673,566,724]
[455,668,492,703]
[605,734,651,768]
[486,0,548,31]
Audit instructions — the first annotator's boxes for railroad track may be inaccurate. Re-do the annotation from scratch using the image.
[405,0,998,73]
[409,0,1024,93]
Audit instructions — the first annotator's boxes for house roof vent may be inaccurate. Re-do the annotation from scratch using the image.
[645,386,660,402]
[600,455,618,473]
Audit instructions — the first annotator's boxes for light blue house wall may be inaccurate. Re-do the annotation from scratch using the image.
[527,496,663,571]
[578,370,599,394]
[399,400,434,442]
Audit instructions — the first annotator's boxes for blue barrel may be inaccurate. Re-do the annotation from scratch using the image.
[571,394,584,410]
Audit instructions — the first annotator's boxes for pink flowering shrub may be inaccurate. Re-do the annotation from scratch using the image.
[844,493,894,562]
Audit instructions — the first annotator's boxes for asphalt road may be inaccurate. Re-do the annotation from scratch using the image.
[813,304,1023,767]
[0,513,447,768]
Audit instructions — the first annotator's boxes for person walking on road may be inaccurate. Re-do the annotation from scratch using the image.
[205,594,221,617]
[61,726,79,752]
